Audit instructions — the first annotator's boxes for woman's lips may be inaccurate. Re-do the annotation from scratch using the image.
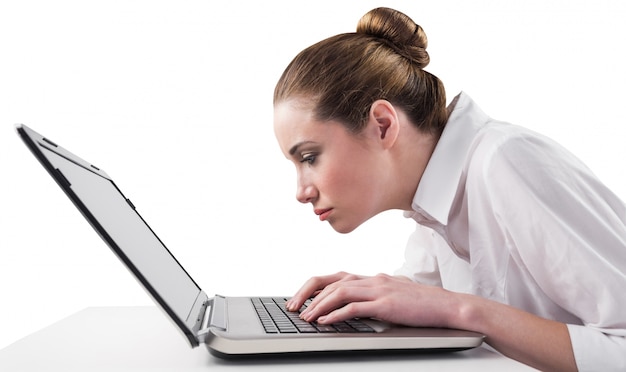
[314,208,333,221]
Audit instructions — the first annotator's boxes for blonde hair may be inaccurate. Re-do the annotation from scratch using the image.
[274,7,447,135]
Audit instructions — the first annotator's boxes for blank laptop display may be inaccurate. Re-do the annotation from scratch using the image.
[16,124,484,358]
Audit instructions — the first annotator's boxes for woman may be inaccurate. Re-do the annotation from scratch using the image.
[272,7,626,372]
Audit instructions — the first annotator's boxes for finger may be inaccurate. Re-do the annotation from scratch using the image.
[304,273,380,309]
[286,272,355,311]
[302,272,369,308]
[300,274,398,320]
[300,282,379,322]
[316,301,379,325]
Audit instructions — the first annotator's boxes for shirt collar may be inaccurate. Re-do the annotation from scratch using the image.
[409,92,490,225]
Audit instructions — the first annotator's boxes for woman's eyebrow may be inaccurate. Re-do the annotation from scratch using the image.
[289,141,316,156]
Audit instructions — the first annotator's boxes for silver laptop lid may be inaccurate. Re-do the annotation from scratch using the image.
[16,124,209,347]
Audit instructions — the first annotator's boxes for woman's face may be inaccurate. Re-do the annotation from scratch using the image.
[273,100,393,233]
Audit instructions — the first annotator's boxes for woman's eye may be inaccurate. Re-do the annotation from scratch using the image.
[300,153,317,165]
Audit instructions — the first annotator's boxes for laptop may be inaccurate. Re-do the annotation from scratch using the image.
[15,124,484,358]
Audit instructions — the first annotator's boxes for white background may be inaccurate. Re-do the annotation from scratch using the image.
[1,0,625,350]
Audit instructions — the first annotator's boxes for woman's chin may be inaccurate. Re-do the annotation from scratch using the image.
[327,219,361,234]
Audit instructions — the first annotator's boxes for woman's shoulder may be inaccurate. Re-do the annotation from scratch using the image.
[469,119,579,174]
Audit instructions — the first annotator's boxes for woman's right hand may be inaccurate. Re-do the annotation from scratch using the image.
[285,271,368,312]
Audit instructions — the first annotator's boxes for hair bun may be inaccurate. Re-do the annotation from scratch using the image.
[356,7,430,68]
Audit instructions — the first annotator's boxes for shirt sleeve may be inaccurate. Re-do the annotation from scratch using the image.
[484,131,626,371]
[394,221,443,287]
[568,324,626,372]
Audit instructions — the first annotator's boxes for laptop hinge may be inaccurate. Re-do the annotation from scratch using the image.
[200,298,212,331]
[196,298,212,343]
[197,295,227,341]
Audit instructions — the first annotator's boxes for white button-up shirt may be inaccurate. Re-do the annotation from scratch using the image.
[395,92,626,371]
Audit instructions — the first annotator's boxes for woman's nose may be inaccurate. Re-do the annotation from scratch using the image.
[296,179,317,204]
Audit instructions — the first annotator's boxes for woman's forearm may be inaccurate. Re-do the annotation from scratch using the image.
[454,293,577,372]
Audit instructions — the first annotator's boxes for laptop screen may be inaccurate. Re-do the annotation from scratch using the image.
[38,142,201,322]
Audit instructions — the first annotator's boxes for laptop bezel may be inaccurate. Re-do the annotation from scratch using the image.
[15,124,209,348]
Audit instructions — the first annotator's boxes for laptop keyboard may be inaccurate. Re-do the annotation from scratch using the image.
[252,297,375,334]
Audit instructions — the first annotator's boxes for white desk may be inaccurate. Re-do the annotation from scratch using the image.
[0,306,536,371]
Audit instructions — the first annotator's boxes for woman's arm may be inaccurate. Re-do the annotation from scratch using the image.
[457,288,576,372]
[287,272,577,372]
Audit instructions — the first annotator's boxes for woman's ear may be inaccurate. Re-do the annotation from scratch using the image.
[369,100,400,149]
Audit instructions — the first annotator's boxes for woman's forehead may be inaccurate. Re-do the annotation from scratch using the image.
[274,102,354,154]
[274,101,309,132]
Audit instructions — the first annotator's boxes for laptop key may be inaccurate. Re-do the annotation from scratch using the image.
[313,324,337,333]
[346,319,375,333]
[295,325,319,333]
[333,323,357,333]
